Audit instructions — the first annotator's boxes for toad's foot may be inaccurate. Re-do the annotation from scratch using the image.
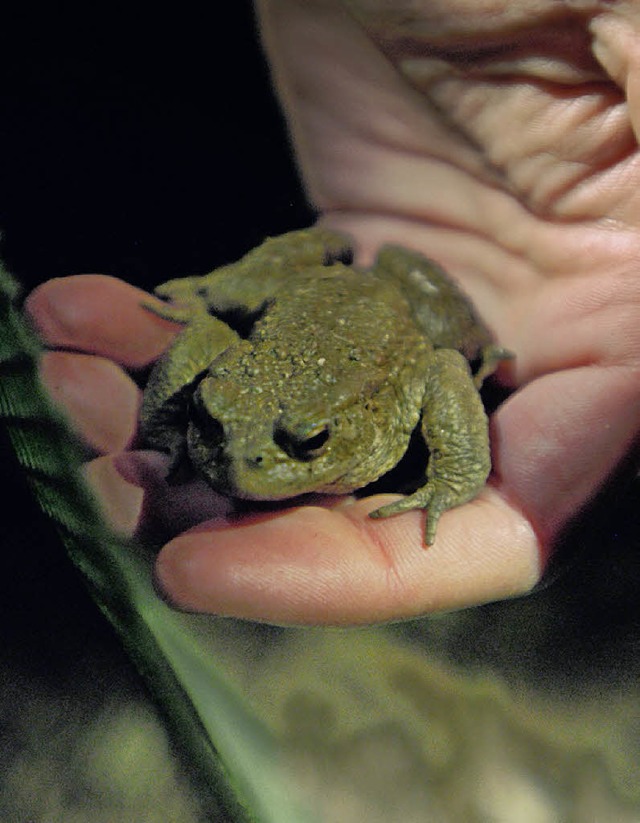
[369,482,476,546]
[474,344,514,388]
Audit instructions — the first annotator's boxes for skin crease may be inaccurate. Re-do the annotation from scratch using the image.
[24,0,640,625]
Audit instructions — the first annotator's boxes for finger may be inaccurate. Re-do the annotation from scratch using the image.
[491,364,640,552]
[40,351,141,455]
[83,455,146,538]
[84,451,235,539]
[25,274,179,368]
[154,489,540,626]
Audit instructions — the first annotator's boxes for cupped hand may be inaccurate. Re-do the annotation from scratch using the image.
[25,0,640,624]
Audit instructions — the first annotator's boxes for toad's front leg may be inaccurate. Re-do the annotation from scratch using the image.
[140,313,241,476]
[370,349,491,545]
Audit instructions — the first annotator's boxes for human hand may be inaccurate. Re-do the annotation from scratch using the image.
[26,1,640,624]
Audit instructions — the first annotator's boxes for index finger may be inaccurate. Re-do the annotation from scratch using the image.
[25,274,179,369]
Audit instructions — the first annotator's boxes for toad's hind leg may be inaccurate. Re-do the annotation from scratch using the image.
[153,228,355,317]
[370,349,491,545]
[372,246,503,363]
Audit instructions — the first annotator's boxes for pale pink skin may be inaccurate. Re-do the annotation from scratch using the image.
[26,0,640,625]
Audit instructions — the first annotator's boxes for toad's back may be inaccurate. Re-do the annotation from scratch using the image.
[248,263,430,398]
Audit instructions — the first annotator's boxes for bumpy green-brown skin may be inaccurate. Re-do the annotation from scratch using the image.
[140,229,509,544]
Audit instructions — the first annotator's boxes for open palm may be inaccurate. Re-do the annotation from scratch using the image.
[27,1,640,624]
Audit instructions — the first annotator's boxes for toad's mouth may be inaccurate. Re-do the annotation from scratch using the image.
[186,426,369,502]
[192,453,364,502]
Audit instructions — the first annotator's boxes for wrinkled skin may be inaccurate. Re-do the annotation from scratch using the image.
[25,1,640,624]
[139,228,509,544]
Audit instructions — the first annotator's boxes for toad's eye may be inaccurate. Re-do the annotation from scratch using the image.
[274,423,330,462]
[189,392,224,448]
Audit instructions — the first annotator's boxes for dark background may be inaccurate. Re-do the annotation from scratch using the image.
[0,5,312,290]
